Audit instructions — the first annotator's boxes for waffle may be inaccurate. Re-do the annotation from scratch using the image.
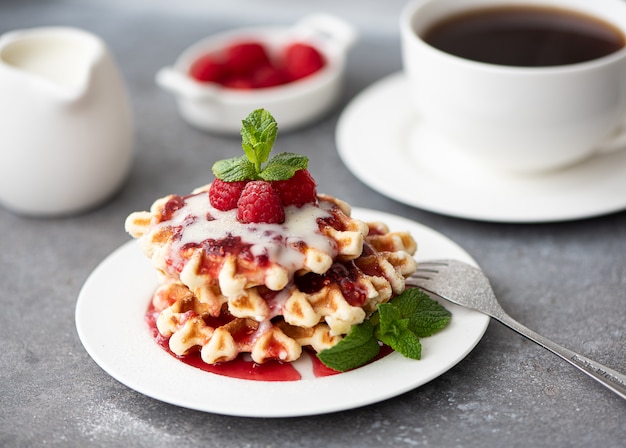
[126,187,369,296]
[127,187,418,365]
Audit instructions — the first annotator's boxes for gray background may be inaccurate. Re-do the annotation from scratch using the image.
[1,1,624,447]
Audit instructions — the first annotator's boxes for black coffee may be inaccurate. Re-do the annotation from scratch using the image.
[422,6,625,67]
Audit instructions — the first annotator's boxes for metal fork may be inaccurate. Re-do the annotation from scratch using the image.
[407,259,626,400]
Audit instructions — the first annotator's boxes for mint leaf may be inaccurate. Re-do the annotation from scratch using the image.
[376,303,422,360]
[376,301,401,335]
[316,320,380,372]
[259,152,309,181]
[212,155,258,182]
[392,329,422,360]
[266,152,308,170]
[240,109,277,173]
[393,288,451,337]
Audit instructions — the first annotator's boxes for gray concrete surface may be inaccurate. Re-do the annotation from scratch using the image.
[1,1,624,447]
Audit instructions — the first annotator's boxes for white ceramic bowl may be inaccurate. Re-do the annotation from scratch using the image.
[156,14,356,134]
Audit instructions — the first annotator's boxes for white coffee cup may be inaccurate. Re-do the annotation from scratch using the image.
[400,0,626,173]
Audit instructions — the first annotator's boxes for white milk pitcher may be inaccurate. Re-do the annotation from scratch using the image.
[0,27,133,216]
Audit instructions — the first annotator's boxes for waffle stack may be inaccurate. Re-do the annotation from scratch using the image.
[126,185,417,365]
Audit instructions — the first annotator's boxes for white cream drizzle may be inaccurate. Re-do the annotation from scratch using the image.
[162,192,338,274]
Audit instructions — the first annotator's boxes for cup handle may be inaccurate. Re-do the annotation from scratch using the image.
[290,14,357,53]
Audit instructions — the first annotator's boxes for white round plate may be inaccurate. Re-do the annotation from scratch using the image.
[336,72,626,223]
[75,208,489,417]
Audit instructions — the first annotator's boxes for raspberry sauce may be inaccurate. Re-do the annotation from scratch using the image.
[146,303,394,381]
[146,305,303,381]
[295,261,369,307]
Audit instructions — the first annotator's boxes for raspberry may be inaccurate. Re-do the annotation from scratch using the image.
[209,179,248,211]
[252,65,287,88]
[189,54,225,83]
[224,42,271,75]
[271,169,317,207]
[283,43,325,81]
[237,181,285,224]
[221,75,254,90]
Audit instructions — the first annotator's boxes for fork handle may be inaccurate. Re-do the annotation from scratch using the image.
[493,312,626,400]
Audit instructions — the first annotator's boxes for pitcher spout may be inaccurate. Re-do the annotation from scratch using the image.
[0,27,105,103]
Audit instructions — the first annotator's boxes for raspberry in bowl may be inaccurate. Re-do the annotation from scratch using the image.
[156,14,356,134]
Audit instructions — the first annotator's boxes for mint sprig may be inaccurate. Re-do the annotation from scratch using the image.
[385,288,452,337]
[375,302,424,360]
[212,109,308,182]
[317,288,452,372]
[316,320,381,373]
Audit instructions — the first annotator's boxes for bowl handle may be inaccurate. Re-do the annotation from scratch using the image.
[292,14,357,53]
[155,66,218,100]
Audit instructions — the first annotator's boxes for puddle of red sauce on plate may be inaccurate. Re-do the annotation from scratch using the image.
[146,305,392,382]
[145,307,304,381]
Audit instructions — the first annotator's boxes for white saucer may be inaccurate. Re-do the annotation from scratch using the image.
[336,72,626,222]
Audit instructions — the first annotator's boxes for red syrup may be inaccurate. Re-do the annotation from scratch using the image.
[145,306,301,381]
[309,350,342,377]
[177,350,303,382]
[146,304,393,381]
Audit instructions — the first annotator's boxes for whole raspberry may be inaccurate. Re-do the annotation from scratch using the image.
[225,42,271,75]
[209,179,248,211]
[272,169,317,207]
[283,43,325,81]
[189,54,225,83]
[221,75,254,90]
[252,65,287,88]
[237,181,285,224]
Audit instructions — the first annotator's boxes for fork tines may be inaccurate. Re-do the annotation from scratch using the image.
[411,260,450,279]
